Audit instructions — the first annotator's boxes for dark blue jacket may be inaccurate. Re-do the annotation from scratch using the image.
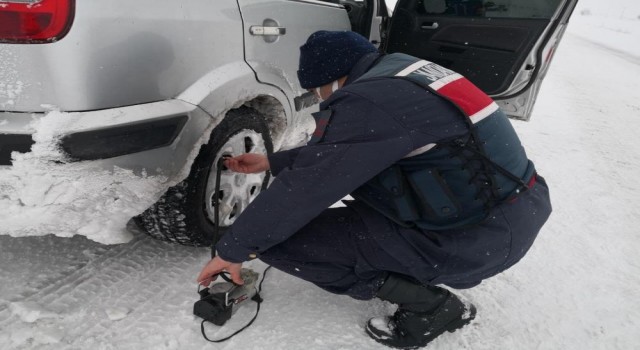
[349,53,535,229]
[216,53,544,267]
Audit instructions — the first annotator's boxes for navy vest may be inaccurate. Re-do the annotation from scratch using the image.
[351,54,535,230]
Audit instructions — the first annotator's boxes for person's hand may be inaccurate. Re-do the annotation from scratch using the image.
[197,256,244,286]
[224,153,270,174]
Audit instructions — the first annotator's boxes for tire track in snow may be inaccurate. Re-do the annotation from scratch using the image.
[0,236,140,319]
[569,31,640,67]
[55,239,204,344]
[0,235,209,349]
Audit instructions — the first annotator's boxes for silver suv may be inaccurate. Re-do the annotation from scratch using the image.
[0,0,577,245]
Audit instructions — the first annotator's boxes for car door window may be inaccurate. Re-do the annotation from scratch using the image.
[420,0,562,18]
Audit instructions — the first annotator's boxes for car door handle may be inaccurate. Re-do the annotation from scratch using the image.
[250,26,286,36]
[421,22,439,30]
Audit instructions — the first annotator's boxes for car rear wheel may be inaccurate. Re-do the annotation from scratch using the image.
[133,106,273,246]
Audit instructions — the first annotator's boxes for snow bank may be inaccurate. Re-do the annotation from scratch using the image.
[0,111,169,244]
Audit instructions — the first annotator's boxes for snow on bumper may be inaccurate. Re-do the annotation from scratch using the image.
[0,100,216,244]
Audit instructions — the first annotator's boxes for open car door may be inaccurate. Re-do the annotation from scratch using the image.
[381,0,578,120]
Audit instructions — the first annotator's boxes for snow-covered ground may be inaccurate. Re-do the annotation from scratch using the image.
[1,9,640,350]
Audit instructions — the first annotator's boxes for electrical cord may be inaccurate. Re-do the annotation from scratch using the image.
[211,157,226,259]
[199,156,271,343]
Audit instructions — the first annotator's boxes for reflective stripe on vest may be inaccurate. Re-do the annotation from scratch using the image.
[394,60,499,125]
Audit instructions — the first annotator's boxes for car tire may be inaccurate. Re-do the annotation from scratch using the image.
[133,106,273,246]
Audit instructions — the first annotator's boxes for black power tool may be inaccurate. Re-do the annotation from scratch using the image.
[194,268,261,326]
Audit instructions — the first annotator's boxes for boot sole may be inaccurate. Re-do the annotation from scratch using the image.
[365,305,477,349]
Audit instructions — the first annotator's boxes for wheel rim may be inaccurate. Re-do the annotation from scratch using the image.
[205,129,268,226]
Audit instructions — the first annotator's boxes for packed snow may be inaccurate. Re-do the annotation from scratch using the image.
[0,109,169,244]
[1,5,639,350]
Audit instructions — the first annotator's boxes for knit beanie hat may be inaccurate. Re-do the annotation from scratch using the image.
[297,30,378,89]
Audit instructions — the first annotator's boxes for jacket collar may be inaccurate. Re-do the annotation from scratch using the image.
[344,52,384,86]
[319,52,383,109]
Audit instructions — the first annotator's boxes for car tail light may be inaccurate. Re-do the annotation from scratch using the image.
[0,0,75,44]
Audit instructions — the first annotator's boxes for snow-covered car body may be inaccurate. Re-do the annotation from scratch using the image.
[0,0,348,174]
[0,0,349,243]
[0,0,577,245]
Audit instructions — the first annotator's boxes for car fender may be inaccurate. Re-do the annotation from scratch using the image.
[176,61,293,139]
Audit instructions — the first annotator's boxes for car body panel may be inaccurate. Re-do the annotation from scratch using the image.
[494,0,578,120]
[0,0,244,113]
[237,0,350,109]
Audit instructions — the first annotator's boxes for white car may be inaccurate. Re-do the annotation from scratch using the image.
[0,0,577,245]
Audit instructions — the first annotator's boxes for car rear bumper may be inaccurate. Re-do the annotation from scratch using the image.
[0,133,34,166]
[0,99,214,178]
[0,99,216,243]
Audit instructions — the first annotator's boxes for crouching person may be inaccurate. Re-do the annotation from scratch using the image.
[197,31,552,349]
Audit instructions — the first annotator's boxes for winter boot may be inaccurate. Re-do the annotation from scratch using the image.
[366,274,476,349]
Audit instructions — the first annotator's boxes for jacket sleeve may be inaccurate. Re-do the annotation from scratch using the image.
[216,92,416,263]
[267,147,302,176]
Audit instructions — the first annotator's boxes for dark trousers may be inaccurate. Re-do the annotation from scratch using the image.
[260,206,394,299]
[260,178,552,300]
